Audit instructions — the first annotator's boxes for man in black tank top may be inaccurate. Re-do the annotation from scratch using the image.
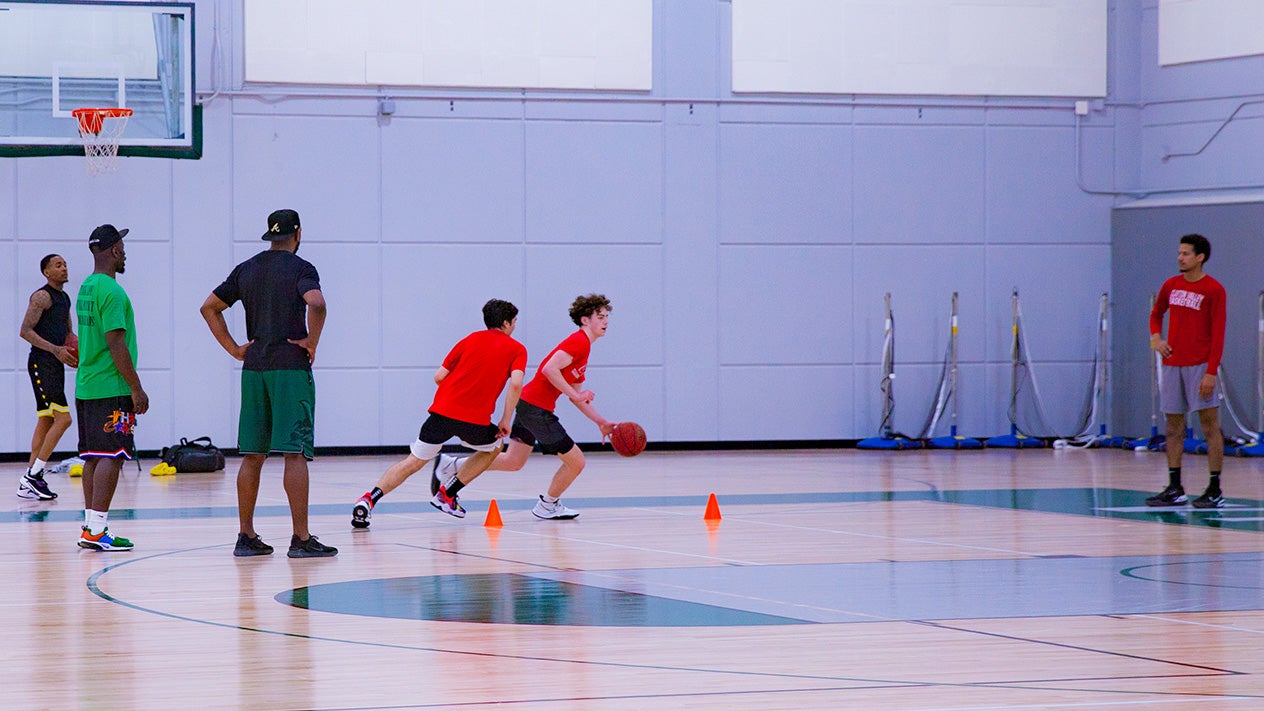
[18,254,78,500]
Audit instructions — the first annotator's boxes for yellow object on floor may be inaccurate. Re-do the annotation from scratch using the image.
[150,462,177,476]
[68,464,83,477]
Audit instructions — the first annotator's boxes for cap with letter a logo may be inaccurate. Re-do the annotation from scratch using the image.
[262,209,301,240]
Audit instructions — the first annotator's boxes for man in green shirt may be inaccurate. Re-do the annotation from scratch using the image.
[75,224,148,551]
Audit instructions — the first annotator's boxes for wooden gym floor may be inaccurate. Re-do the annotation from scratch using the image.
[5,447,1264,709]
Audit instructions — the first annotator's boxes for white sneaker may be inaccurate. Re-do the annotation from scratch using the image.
[532,495,579,520]
[431,454,460,496]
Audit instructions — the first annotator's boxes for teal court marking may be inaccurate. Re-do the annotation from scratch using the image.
[282,553,1264,626]
[8,487,1264,531]
[278,573,807,626]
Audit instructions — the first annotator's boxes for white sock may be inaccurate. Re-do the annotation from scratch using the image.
[87,510,108,535]
[30,459,47,475]
[542,494,559,504]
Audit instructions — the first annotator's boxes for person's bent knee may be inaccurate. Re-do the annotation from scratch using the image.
[559,445,586,471]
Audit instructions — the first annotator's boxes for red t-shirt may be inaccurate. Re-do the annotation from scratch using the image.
[429,329,527,425]
[1150,274,1226,375]
[520,330,591,412]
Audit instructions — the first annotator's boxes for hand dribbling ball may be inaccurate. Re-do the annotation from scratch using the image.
[610,422,647,457]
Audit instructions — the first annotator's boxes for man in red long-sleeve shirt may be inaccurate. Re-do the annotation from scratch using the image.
[1146,233,1227,509]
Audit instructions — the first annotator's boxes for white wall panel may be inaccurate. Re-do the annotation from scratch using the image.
[15,160,173,242]
[311,368,382,446]
[379,367,437,446]
[381,119,524,244]
[1159,0,1264,65]
[0,369,17,454]
[718,245,853,365]
[132,370,174,451]
[720,365,854,439]
[986,126,1114,245]
[245,0,652,90]
[524,121,663,244]
[718,123,852,245]
[379,244,527,369]
[853,126,986,245]
[231,116,381,244]
[733,0,1106,97]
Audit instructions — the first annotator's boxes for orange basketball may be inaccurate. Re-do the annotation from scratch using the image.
[610,422,647,457]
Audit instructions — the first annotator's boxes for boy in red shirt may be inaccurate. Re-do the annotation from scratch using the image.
[350,299,526,525]
[1146,233,1227,509]
[432,294,617,519]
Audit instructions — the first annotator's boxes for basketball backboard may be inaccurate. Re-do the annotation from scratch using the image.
[0,0,199,158]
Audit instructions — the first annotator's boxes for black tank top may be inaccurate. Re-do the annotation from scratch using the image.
[32,284,70,354]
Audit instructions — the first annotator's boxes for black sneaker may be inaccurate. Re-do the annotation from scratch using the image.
[234,533,274,557]
[1145,485,1187,507]
[351,495,373,529]
[288,534,338,558]
[17,471,57,500]
[1191,491,1224,509]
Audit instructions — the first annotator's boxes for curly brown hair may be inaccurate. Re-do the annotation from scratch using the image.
[569,293,611,326]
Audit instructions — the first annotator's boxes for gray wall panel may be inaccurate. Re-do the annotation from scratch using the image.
[1111,202,1264,437]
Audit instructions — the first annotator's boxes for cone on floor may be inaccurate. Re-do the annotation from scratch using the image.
[703,492,722,521]
[484,499,504,527]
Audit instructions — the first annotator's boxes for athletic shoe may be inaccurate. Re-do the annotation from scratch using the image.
[532,496,579,520]
[234,533,274,557]
[1145,485,1187,507]
[1191,491,1224,509]
[351,495,373,529]
[431,454,459,496]
[287,534,338,558]
[430,487,467,519]
[17,471,57,500]
[79,527,134,551]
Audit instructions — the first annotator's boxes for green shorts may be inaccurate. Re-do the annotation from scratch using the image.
[239,369,315,459]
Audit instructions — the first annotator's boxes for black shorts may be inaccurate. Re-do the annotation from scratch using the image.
[418,412,499,448]
[77,396,137,459]
[510,400,576,456]
[28,350,68,416]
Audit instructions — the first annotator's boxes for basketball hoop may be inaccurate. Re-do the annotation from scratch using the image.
[72,108,133,175]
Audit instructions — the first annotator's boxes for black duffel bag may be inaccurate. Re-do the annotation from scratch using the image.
[160,436,226,473]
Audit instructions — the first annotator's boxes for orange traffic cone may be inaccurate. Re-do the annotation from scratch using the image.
[703,492,722,521]
[484,499,504,527]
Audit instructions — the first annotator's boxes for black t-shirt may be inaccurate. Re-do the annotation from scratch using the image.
[32,284,70,356]
[213,250,321,371]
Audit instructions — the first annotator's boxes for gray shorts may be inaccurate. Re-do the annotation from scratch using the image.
[1159,364,1220,414]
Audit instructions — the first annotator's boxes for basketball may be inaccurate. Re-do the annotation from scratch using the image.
[610,422,647,457]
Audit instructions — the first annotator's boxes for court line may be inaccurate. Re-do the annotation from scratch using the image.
[81,546,1259,699]
[298,687,1260,710]
[1133,614,1264,635]
[658,508,1052,558]
[914,619,1243,676]
[395,541,892,622]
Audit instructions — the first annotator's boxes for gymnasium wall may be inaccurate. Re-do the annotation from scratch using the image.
[1106,2,1264,439]
[0,0,1244,453]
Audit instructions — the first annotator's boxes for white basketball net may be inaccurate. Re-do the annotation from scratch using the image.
[75,110,131,175]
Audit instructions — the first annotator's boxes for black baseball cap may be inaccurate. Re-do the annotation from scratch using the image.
[263,209,301,240]
[88,224,128,252]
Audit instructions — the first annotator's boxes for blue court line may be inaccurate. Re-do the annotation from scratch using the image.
[9,488,1264,531]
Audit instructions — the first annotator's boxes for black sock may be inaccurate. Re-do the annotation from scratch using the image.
[445,478,466,496]
[369,487,384,504]
[1168,467,1181,489]
[1207,472,1221,496]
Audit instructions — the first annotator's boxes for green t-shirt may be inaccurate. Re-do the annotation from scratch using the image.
[75,273,138,400]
